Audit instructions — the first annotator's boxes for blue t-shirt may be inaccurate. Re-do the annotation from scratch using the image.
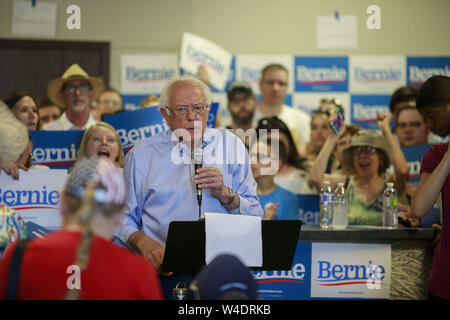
[258,185,300,220]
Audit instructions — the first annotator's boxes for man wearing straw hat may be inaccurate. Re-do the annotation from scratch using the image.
[43,64,104,130]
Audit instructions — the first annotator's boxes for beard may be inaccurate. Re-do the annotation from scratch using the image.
[231,109,255,127]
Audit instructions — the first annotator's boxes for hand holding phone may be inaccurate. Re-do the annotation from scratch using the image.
[329,106,344,135]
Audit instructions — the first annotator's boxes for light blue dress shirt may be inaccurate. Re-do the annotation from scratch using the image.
[114,128,263,247]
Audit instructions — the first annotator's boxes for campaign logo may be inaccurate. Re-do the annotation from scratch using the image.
[0,186,59,211]
[31,130,84,169]
[297,194,320,226]
[351,95,391,130]
[349,56,406,94]
[253,242,311,300]
[186,44,225,75]
[401,144,433,184]
[407,57,450,86]
[353,67,402,83]
[315,260,386,288]
[125,66,176,83]
[295,57,348,92]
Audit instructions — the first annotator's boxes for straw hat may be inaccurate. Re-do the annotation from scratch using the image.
[47,64,104,108]
[342,130,390,173]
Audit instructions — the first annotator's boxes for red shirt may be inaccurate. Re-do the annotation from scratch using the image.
[0,230,162,300]
[420,143,450,299]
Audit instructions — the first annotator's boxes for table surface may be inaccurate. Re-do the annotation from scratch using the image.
[298,225,436,242]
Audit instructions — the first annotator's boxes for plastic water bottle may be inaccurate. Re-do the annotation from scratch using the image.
[320,181,334,229]
[383,182,398,228]
[333,182,348,229]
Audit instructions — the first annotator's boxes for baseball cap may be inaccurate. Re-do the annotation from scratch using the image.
[227,81,254,101]
[190,254,258,300]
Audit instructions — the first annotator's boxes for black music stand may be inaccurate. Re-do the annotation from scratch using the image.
[160,220,301,274]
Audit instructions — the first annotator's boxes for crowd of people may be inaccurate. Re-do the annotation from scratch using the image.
[0,61,449,301]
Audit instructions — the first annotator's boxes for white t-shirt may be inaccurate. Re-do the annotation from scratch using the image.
[42,112,97,131]
[253,105,311,144]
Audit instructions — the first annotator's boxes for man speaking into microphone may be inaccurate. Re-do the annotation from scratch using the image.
[114,76,263,297]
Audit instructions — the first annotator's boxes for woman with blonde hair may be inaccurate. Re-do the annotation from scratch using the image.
[77,122,124,168]
[0,157,162,299]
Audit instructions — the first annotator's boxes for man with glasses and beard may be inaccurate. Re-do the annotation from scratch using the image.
[43,64,104,130]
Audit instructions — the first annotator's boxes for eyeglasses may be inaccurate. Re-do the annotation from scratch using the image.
[165,104,209,117]
[64,84,91,94]
[353,146,377,155]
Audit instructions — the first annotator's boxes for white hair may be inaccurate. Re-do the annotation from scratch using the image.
[0,101,29,169]
[159,75,212,113]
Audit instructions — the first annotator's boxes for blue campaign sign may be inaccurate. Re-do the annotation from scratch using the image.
[407,56,450,87]
[294,56,348,92]
[350,95,391,130]
[30,130,84,169]
[104,107,169,152]
[104,103,219,153]
[253,242,312,300]
[401,144,432,184]
[297,194,320,226]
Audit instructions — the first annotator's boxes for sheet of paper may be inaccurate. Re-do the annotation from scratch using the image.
[179,32,232,91]
[205,212,262,267]
[316,15,357,50]
[12,0,57,38]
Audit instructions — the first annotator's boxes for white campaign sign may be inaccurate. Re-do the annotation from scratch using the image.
[311,243,391,299]
[0,169,67,230]
[120,54,179,94]
[349,55,406,94]
[180,32,232,91]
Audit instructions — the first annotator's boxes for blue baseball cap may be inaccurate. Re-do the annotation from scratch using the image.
[190,254,258,300]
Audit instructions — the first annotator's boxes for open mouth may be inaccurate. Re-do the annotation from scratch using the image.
[358,160,371,168]
[97,150,110,158]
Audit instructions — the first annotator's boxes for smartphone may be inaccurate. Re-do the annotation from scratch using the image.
[329,106,344,134]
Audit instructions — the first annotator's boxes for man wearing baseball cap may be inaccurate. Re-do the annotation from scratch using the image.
[226,81,257,132]
[43,64,104,130]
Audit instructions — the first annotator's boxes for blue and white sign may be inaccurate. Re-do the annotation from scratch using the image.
[407,56,450,87]
[401,144,433,184]
[30,130,84,169]
[294,56,348,92]
[254,242,311,300]
[311,243,391,299]
[180,32,232,91]
[0,169,67,230]
[350,95,391,130]
[349,55,406,94]
[120,54,178,94]
[104,107,169,152]
[298,194,320,226]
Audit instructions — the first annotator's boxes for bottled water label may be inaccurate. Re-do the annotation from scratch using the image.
[320,194,334,203]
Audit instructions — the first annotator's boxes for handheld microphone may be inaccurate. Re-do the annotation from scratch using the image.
[193,148,203,218]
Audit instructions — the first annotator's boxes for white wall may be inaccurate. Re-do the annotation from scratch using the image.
[1,0,449,88]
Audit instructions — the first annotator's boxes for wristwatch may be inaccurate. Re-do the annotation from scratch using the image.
[224,187,236,206]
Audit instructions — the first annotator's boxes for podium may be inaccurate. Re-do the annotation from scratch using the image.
[161,220,301,274]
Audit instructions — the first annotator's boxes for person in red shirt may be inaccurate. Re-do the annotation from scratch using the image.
[411,75,450,300]
[0,157,163,300]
